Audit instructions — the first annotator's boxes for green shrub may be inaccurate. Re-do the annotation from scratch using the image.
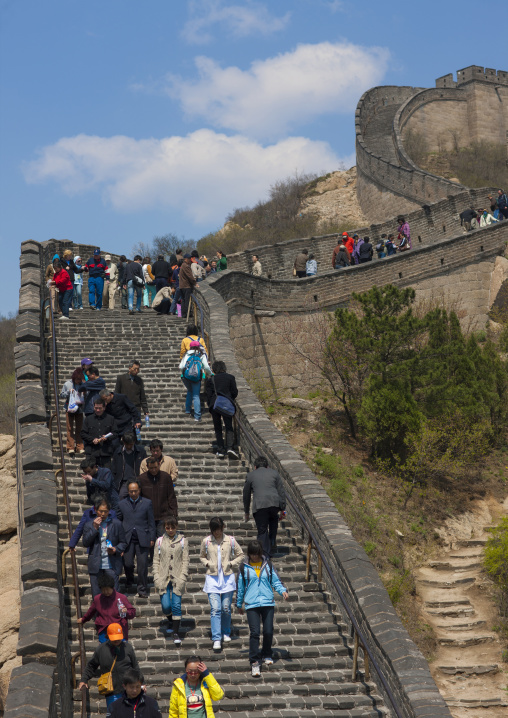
[484,517,508,616]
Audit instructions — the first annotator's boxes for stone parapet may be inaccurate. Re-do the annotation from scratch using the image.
[195,280,452,718]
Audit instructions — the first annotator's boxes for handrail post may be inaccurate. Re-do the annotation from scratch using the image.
[364,645,370,681]
[352,630,359,682]
[318,555,323,582]
[305,538,312,582]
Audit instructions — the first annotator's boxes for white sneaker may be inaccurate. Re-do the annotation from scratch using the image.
[227,449,240,460]
[223,635,232,643]
[212,640,221,651]
[251,662,261,677]
[263,657,274,665]
[69,307,73,311]
[173,634,182,645]
[59,315,70,321]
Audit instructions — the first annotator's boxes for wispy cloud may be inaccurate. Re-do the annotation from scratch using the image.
[23,130,343,224]
[182,0,290,44]
[167,41,389,139]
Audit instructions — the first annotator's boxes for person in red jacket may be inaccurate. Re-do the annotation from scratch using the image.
[51,259,74,320]
[78,572,136,642]
[342,231,354,256]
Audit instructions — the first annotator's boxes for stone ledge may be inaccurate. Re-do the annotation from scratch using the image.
[16,313,41,343]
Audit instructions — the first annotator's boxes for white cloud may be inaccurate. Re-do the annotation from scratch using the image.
[182,0,290,44]
[167,41,389,138]
[23,130,344,225]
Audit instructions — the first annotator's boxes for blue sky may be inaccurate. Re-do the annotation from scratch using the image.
[1,0,506,316]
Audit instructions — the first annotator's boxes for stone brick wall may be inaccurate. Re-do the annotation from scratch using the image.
[355,66,507,222]
[195,280,452,718]
[6,240,74,718]
[226,186,497,279]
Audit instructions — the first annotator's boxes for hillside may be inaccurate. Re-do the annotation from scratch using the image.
[197,167,367,257]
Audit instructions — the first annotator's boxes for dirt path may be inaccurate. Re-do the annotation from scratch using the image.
[415,496,508,717]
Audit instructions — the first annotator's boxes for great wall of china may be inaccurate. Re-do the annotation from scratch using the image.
[6,66,508,716]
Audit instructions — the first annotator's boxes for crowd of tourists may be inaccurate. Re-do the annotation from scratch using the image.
[62,329,288,715]
[293,215,411,276]
[460,189,508,232]
[46,248,229,321]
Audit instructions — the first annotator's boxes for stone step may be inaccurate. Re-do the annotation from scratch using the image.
[426,559,482,571]
[437,633,496,647]
[437,664,499,676]
[435,619,486,631]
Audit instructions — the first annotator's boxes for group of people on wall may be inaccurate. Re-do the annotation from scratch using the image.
[60,326,289,716]
[45,248,228,321]
[460,189,508,232]
[291,215,411,277]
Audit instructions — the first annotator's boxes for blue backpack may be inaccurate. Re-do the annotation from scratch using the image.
[184,352,203,382]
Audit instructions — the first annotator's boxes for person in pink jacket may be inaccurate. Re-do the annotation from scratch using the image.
[78,572,136,642]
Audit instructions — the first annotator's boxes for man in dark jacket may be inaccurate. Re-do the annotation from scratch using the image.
[124,255,144,314]
[81,398,118,468]
[69,501,118,551]
[138,457,178,535]
[100,389,141,439]
[178,254,196,319]
[243,456,286,556]
[112,433,146,499]
[204,360,239,459]
[358,236,373,263]
[81,457,120,510]
[293,249,308,278]
[497,189,508,220]
[83,497,127,595]
[151,254,171,293]
[117,481,156,597]
[85,248,110,310]
[110,668,161,718]
[114,361,148,416]
[460,207,478,231]
[117,255,128,309]
[76,365,106,415]
[79,624,139,711]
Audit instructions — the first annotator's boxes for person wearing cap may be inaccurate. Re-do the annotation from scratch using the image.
[332,236,345,269]
[178,254,196,319]
[103,254,118,310]
[85,248,110,310]
[352,234,363,265]
[76,365,106,415]
[342,231,354,256]
[179,323,208,360]
[79,622,140,714]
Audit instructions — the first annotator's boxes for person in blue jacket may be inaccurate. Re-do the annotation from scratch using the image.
[69,497,118,552]
[236,540,289,677]
[75,365,106,415]
[83,495,127,596]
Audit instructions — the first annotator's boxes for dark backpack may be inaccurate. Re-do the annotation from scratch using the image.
[335,252,348,268]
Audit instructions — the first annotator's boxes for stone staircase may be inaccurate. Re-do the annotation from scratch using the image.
[49,307,387,717]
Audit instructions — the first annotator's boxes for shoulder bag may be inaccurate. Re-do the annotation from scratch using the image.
[212,376,236,417]
[97,655,117,695]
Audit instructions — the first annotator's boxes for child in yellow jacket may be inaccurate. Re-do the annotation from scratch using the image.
[169,656,224,717]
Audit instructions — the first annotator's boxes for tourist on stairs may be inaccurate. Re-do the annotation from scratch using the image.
[138,456,178,536]
[60,366,85,456]
[75,365,106,416]
[114,360,149,419]
[139,439,178,486]
[153,515,189,644]
[81,397,118,469]
[112,432,147,500]
[168,656,224,718]
[85,248,110,310]
[200,516,244,652]
[82,496,127,596]
[78,571,135,643]
[109,668,162,717]
[236,540,289,677]
[124,255,144,314]
[79,623,139,715]
[51,259,74,320]
[204,360,239,459]
[100,388,141,441]
[80,458,119,511]
[243,455,286,557]
[179,340,212,423]
[116,480,156,598]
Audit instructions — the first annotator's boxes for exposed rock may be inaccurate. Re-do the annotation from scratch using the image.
[279,397,314,410]
[0,655,22,712]
[0,534,20,710]
[0,471,17,534]
[300,167,367,230]
[0,436,14,457]
[321,448,333,455]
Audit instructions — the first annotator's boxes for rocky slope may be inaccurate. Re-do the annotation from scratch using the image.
[0,435,20,714]
[300,167,367,230]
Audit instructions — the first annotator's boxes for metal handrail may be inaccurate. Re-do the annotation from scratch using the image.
[235,413,403,718]
[188,289,404,717]
[43,297,88,716]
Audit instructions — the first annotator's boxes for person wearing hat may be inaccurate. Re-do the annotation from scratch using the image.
[103,254,118,309]
[79,622,140,714]
[178,254,196,319]
[342,231,354,256]
[85,248,110,310]
[179,338,212,423]
[81,357,94,375]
